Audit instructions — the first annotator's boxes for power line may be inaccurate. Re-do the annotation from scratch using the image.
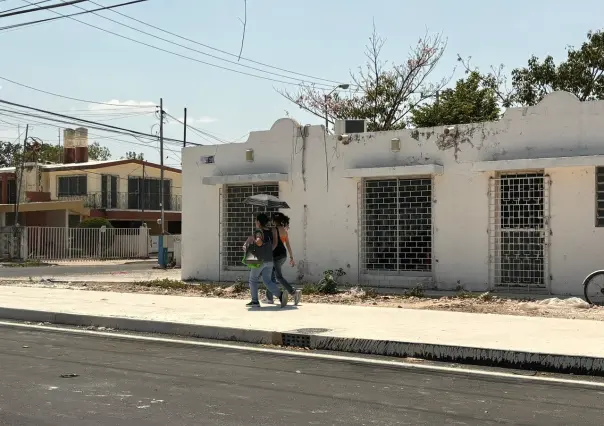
[0,0,151,32]
[57,0,344,88]
[0,99,197,145]
[0,0,52,14]
[0,75,156,108]
[94,0,350,87]
[16,0,334,89]
[164,112,229,145]
[0,115,185,158]
[0,0,90,18]
[0,110,183,154]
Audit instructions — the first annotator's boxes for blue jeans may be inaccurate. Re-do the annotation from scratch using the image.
[249,261,282,303]
[266,256,295,302]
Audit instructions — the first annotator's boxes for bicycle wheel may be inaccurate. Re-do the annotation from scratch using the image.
[583,270,604,305]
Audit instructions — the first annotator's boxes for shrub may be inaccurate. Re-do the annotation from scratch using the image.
[78,217,113,229]
[74,217,115,256]
[317,268,346,295]
[403,285,425,298]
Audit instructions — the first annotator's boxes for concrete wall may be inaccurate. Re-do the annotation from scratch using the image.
[182,91,604,295]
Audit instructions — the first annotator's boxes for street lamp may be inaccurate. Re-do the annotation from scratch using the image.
[325,84,350,133]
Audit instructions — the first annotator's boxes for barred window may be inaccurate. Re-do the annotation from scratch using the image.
[222,183,279,269]
[361,177,432,273]
[597,167,604,227]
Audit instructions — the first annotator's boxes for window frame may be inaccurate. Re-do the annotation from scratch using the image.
[57,175,88,197]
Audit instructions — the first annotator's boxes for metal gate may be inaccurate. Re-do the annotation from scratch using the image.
[359,177,433,274]
[220,183,280,270]
[488,173,550,292]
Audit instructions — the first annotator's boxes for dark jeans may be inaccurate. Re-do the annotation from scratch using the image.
[266,256,295,301]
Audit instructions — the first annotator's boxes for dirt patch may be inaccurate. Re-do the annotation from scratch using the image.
[2,280,602,321]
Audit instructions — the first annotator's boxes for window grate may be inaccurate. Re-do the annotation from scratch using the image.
[360,178,433,273]
[488,173,549,291]
[222,183,279,269]
[596,167,604,227]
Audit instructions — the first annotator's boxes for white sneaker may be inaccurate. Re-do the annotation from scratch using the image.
[293,290,302,306]
[261,298,274,305]
[279,291,289,308]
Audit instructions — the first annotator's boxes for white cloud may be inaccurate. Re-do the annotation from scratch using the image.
[87,100,156,111]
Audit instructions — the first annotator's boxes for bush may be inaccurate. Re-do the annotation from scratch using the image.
[74,217,115,256]
[403,285,425,298]
[78,217,113,229]
[317,268,346,295]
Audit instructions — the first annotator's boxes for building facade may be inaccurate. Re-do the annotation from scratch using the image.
[182,91,604,296]
[0,128,182,235]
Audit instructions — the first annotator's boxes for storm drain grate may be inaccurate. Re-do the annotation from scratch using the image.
[282,333,311,348]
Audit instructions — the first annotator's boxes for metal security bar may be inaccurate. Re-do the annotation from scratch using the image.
[488,173,550,292]
[360,177,433,274]
[222,183,279,269]
[596,167,604,226]
[24,227,149,261]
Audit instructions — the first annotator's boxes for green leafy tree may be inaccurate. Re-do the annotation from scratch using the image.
[410,71,500,127]
[122,151,144,160]
[0,141,21,167]
[87,142,111,161]
[0,140,111,166]
[459,29,604,107]
[280,25,449,131]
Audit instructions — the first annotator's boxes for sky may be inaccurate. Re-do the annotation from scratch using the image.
[0,0,603,167]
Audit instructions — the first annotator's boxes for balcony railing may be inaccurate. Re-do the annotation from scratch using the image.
[58,192,182,212]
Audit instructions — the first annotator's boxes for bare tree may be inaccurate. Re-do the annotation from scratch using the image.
[278,25,450,131]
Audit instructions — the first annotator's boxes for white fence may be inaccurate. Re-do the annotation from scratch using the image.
[23,226,149,261]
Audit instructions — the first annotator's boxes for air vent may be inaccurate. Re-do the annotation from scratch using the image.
[334,119,367,135]
[200,155,215,164]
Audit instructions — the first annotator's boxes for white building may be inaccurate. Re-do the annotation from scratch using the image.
[182,91,604,296]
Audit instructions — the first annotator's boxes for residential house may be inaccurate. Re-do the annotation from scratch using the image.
[0,127,182,235]
[181,91,604,297]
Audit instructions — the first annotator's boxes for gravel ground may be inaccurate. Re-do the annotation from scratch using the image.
[2,279,603,321]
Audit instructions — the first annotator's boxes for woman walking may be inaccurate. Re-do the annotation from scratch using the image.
[243,213,288,308]
[264,212,302,306]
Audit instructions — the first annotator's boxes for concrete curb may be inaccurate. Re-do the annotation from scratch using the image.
[1,307,603,376]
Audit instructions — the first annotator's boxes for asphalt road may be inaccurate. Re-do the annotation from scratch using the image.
[0,326,601,426]
[0,263,153,279]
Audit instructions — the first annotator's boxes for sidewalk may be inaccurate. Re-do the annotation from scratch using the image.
[0,286,603,374]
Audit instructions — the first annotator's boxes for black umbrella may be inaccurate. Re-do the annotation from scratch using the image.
[244,194,290,209]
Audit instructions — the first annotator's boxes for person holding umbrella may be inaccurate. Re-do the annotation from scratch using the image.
[242,212,289,308]
[264,212,301,306]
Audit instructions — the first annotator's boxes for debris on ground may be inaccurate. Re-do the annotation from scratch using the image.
[1,280,602,321]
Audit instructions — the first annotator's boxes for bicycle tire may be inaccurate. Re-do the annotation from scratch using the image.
[583,270,604,305]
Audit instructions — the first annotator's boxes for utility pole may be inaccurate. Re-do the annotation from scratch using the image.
[58,128,61,147]
[183,107,187,148]
[14,124,28,226]
[158,98,166,268]
[159,98,165,235]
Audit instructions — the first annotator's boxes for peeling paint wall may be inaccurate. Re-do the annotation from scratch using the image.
[182,92,604,294]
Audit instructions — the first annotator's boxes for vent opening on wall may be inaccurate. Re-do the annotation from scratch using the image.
[200,155,215,164]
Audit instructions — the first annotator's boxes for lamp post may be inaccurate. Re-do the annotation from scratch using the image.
[325,84,350,133]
